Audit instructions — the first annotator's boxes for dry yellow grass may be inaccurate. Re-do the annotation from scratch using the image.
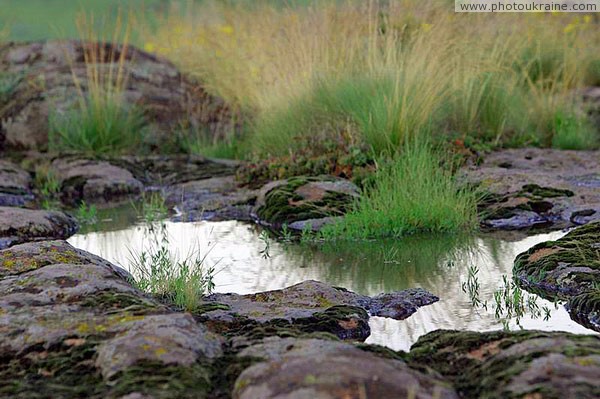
[135,0,599,153]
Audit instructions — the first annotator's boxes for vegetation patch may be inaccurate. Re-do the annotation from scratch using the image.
[321,142,479,239]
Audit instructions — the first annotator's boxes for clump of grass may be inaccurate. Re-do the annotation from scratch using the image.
[49,11,145,154]
[34,167,62,210]
[322,142,480,239]
[550,111,598,150]
[75,201,98,225]
[49,99,145,154]
[177,125,242,159]
[129,221,215,312]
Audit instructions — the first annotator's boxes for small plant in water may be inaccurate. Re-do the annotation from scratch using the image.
[259,230,271,259]
[279,223,293,243]
[461,265,488,310]
[133,192,168,224]
[76,201,98,225]
[299,223,315,244]
[462,267,554,330]
[129,220,215,311]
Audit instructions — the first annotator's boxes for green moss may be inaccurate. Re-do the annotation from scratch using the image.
[109,361,212,399]
[0,337,105,398]
[514,221,600,299]
[519,184,574,198]
[79,291,161,314]
[408,330,600,398]
[257,176,356,225]
[568,291,600,332]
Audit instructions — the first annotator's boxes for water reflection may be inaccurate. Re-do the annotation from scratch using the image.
[68,220,597,352]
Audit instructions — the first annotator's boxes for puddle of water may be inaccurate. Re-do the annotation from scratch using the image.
[68,220,597,352]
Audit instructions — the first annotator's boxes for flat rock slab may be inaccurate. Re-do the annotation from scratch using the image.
[166,175,256,222]
[514,221,600,332]
[254,176,360,230]
[116,154,237,186]
[51,158,144,206]
[234,337,458,399]
[408,330,600,399]
[0,206,78,249]
[461,148,600,231]
[0,160,33,207]
[201,280,438,340]
[0,240,223,398]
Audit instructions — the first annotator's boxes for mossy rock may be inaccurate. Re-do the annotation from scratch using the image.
[408,329,600,399]
[514,221,600,299]
[255,176,360,227]
[513,222,600,332]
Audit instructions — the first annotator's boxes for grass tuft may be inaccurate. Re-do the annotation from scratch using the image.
[321,141,480,239]
[49,11,145,155]
[129,221,215,312]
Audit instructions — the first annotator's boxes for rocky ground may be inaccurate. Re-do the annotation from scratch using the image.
[461,148,600,232]
[1,40,599,398]
[2,240,599,399]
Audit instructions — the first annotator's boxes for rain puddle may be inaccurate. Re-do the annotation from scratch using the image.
[68,217,596,352]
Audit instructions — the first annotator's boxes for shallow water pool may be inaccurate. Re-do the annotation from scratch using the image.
[68,220,596,351]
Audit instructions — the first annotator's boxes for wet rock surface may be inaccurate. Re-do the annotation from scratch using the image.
[0,40,238,151]
[0,206,77,249]
[0,240,223,399]
[514,221,600,331]
[408,329,600,399]
[51,158,144,206]
[254,176,360,230]
[233,337,459,399]
[462,148,600,231]
[0,160,33,206]
[165,175,257,222]
[200,280,438,340]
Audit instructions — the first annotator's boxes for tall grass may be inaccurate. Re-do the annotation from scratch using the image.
[321,141,480,239]
[49,12,145,154]
[140,1,600,154]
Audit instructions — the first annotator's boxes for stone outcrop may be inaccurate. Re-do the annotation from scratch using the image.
[0,240,223,398]
[0,206,77,249]
[0,159,33,206]
[233,337,458,399]
[200,280,439,341]
[461,148,600,230]
[514,221,600,332]
[254,176,360,230]
[0,40,238,151]
[408,329,600,399]
[50,158,144,206]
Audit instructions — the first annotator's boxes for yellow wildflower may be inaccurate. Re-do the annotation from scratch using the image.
[219,25,234,35]
[144,42,156,53]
